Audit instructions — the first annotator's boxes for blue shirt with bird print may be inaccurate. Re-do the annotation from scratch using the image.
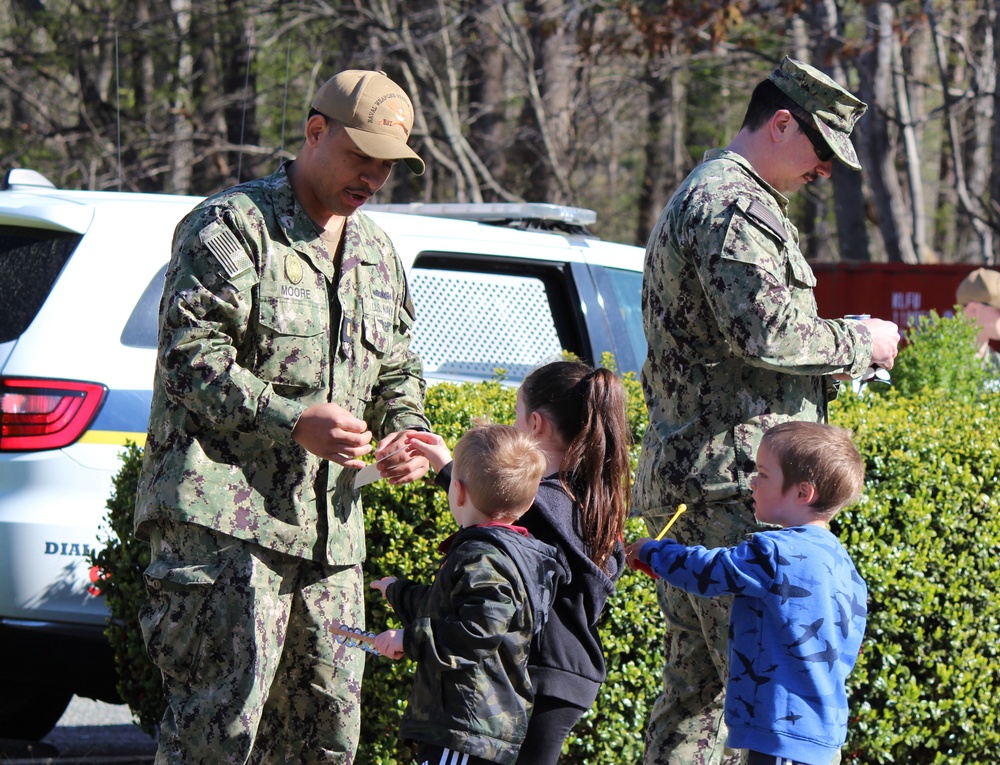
[638,524,867,764]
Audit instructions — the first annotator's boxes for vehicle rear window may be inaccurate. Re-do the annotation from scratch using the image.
[0,226,81,343]
[409,267,564,383]
[121,264,167,349]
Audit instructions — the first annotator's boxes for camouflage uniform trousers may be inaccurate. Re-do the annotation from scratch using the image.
[641,498,757,765]
[139,520,366,765]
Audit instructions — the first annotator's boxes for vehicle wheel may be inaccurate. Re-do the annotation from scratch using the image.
[0,684,72,741]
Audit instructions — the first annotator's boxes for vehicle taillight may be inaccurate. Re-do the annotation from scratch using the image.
[0,377,108,452]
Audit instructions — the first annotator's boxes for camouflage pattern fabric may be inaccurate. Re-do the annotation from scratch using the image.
[135,162,428,564]
[635,150,874,764]
[139,521,366,764]
[642,500,755,765]
[134,162,428,764]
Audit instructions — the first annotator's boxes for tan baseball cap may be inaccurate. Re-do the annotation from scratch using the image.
[312,70,425,176]
[768,56,867,171]
[956,267,1000,308]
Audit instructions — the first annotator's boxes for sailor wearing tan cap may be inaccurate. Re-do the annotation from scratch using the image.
[134,69,430,764]
[956,267,1000,372]
[634,57,901,765]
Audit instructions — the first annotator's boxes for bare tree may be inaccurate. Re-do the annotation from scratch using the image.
[925,0,995,263]
[858,1,917,263]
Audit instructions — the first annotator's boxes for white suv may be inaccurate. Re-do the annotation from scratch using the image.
[0,169,646,739]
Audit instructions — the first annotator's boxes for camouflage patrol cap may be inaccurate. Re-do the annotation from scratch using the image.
[312,70,425,175]
[768,56,867,171]
[956,267,1000,309]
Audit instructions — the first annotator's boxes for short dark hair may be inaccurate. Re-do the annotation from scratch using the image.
[452,423,546,521]
[741,78,810,132]
[760,421,865,518]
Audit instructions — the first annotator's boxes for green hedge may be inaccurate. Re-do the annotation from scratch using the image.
[831,311,1000,763]
[93,318,1000,763]
[357,376,660,764]
[92,373,664,762]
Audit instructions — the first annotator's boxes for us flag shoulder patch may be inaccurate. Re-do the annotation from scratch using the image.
[200,222,253,277]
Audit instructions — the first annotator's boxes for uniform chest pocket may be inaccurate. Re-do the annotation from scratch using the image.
[359,295,394,358]
[257,293,330,391]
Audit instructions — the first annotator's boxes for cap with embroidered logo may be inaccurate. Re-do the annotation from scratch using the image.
[312,70,425,176]
[956,267,1000,309]
[768,56,867,171]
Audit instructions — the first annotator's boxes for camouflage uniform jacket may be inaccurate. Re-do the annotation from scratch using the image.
[635,150,874,517]
[134,163,429,565]
[386,524,564,765]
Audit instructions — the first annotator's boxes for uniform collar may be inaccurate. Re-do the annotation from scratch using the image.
[268,161,390,279]
[704,148,790,212]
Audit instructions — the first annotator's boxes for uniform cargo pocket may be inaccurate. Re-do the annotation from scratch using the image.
[138,558,228,684]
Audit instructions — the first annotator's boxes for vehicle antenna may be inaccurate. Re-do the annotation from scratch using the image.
[115,30,122,191]
[279,37,291,157]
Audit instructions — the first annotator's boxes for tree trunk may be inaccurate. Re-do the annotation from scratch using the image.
[168,0,195,194]
[893,33,926,262]
[925,0,994,263]
[635,50,686,247]
[811,0,869,261]
[513,0,575,203]
[859,1,916,264]
[223,2,259,184]
[464,0,508,199]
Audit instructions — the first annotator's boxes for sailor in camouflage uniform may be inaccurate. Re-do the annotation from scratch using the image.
[634,57,901,765]
[134,70,430,765]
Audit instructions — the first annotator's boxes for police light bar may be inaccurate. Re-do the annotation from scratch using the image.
[366,202,598,227]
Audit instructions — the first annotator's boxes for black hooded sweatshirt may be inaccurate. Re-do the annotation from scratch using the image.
[437,465,624,708]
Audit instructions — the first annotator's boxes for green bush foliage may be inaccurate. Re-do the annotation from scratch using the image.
[92,374,664,762]
[89,441,165,735]
[95,337,1000,762]
[876,310,988,400]
[832,387,1000,763]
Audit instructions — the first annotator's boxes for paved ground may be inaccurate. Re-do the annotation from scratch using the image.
[0,696,156,764]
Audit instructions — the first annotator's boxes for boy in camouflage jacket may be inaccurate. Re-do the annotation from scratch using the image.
[372,424,565,765]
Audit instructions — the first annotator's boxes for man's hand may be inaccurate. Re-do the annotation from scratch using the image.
[292,403,372,468]
[375,430,430,485]
[861,318,901,370]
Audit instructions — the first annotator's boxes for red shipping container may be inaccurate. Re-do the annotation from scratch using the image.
[810,262,984,327]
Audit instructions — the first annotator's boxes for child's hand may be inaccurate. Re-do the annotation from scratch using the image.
[624,537,658,579]
[370,576,397,598]
[374,629,405,660]
[406,431,451,473]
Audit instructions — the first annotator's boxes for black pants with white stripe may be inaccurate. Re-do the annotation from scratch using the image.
[415,743,496,765]
[746,751,815,765]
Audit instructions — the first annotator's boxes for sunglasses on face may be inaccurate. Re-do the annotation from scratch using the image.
[791,113,835,163]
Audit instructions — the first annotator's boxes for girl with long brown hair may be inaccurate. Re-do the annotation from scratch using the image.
[511,360,632,764]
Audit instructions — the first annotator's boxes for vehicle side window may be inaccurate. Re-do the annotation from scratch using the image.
[121,264,167,349]
[409,267,564,383]
[602,266,646,367]
[0,227,80,344]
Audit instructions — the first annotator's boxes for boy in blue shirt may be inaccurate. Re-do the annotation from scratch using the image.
[626,421,867,765]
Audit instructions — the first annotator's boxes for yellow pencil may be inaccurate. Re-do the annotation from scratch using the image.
[654,503,687,541]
